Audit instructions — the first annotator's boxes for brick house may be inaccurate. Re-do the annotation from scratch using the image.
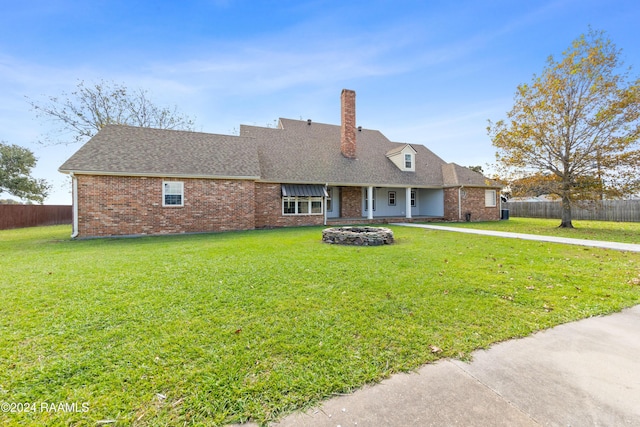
[59,89,502,238]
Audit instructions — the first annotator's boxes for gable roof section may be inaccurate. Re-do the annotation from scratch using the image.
[386,144,417,172]
[442,163,500,188]
[59,125,261,179]
[385,144,417,157]
[240,118,449,187]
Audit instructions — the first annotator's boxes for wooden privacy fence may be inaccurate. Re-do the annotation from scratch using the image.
[0,205,73,230]
[504,200,640,222]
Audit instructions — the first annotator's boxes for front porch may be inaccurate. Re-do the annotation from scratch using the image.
[326,215,445,226]
[327,185,445,222]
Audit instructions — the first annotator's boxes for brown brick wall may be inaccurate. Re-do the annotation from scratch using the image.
[254,182,324,228]
[443,187,500,222]
[75,175,500,237]
[341,186,362,217]
[340,89,357,158]
[443,187,460,221]
[76,175,255,237]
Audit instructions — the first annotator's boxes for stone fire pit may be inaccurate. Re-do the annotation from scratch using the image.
[322,226,394,246]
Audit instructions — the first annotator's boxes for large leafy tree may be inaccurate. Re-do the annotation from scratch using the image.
[28,80,197,144]
[0,142,50,203]
[488,29,640,228]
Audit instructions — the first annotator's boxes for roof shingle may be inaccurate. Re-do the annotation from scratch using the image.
[59,119,500,189]
[59,125,261,178]
[240,118,451,187]
[442,163,500,187]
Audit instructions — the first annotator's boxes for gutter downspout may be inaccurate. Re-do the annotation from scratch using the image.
[324,184,328,226]
[70,173,79,238]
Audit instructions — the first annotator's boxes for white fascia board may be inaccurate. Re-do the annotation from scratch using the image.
[58,170,261,180]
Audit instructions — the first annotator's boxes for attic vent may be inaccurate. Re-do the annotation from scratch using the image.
[307,119,312,125]
[358,126,362,132]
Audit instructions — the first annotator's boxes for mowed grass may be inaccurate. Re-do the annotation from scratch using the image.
[1,224,639,426]
[439,217,640,243]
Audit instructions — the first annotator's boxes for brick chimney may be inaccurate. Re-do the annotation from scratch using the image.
[340,89,356,159]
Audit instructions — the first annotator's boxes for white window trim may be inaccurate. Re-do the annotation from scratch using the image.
[485,189,497,207]
[163,181,184,207]
[410,190,417,207]
[282,196,324,215]
[404,153,413,169]
[401,148,416,172]
[388,191,396,206]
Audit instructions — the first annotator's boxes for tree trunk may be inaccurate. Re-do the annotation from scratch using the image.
[559,194,573,228]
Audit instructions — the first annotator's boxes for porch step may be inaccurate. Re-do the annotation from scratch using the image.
[326,216,444,226]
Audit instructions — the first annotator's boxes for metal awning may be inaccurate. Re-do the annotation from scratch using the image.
[281,184,328,197]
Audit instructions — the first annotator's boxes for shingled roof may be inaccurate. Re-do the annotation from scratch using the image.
[442,163,500,187]
[59,125,261,179]
[59,119,499,189]
[241,118,452,187]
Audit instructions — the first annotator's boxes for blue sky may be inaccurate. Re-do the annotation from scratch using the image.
[1,0,639,204]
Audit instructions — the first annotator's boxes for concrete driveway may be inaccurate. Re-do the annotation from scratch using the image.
[256,305,640,426]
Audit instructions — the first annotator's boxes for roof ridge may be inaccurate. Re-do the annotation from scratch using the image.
[450,163,460,184]
[101,123,254,140]
[279,117,338,128]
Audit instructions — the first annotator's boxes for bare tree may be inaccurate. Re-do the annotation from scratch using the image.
[28,80,197,144]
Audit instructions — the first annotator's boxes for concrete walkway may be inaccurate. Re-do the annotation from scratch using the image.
[391,222,640,252]
[237,306,640,426]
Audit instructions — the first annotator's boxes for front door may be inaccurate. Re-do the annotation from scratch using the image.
[326,186,340,218]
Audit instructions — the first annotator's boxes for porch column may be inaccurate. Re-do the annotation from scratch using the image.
[367,186,374,220]
[405,187,412,219]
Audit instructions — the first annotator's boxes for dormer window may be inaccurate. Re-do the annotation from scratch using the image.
[405,153,413,169]
[386,144,417,172]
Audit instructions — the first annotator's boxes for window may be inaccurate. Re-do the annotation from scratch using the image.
[386,145,416,172]
[283,198,296,214]
[388,191,396,206]
[485,189,497,207]
[297,199,309,214]
[410,190,416,207]
[282,196,323,215]
[163,181,184,206]
[405,153,413,169]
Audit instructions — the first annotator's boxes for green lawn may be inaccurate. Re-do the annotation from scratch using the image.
[1,224,639,426]
[439,217,640,243]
